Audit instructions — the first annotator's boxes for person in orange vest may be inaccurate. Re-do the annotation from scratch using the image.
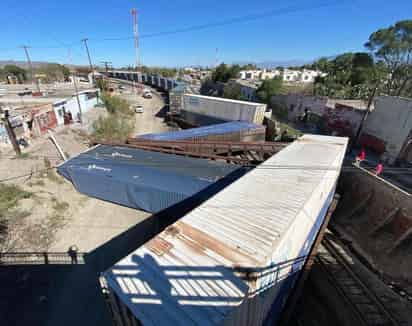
[375,161,383,176]
[355,148,366,166]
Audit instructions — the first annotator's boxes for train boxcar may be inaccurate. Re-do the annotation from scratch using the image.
[139,121,266,142]
[160,77,166,90]
[182,94,266,126]
[103,134,348,326]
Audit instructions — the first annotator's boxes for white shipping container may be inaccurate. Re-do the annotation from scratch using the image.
[103,134,348,326]
[183,94,266,125]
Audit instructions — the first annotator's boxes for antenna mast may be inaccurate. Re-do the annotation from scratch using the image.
[131,8,140,70]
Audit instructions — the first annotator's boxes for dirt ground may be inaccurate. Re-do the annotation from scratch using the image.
[0,92,169,254]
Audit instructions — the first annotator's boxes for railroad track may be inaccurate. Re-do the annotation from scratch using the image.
[317,236,401,326]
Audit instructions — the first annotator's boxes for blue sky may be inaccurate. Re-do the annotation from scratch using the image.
[0,0,411,67]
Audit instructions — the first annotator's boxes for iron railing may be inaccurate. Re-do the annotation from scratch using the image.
[0,251,86,265]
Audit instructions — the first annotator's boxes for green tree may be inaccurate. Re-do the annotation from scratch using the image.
[36,63,70,82]
[211,63,241,83]
[223,83,246,101]
[365,19,412,96]
[241,63,257,70]
[256,77,283,105]
[312,52,377,99]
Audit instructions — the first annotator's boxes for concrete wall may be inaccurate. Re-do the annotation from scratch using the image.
[335,167,412,283]
[272,94,328,121]
[363,96,412,162]
[271,95,365,137]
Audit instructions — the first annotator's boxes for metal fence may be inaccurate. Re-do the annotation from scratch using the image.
[0,252,86,265]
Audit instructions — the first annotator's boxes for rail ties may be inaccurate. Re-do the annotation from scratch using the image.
[317,237,400,326]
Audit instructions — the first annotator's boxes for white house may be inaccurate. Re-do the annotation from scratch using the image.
[283,69,324,83]
[52,89,100,124]
[239,70,262,80]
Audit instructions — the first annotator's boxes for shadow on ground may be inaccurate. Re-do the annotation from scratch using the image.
[0,264,111,326]
[0,168,249,326]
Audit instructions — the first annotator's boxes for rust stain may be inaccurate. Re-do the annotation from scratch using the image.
[146,237,173,256]
[164,225,180,237]
[176,221,260,266]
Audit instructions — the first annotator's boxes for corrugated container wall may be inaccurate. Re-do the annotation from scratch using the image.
[103,135,348,326]
[182,94,266,126]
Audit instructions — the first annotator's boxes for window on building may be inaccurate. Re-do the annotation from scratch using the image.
[290,104,295,112]
[85,91,97,100]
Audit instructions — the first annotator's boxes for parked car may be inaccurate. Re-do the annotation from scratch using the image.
[134,104,144,113]
[143,92,152,99]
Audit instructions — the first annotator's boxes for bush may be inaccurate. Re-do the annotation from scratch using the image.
[92,93,135,142]
[92,115,134,142]
[101,93,133,116]
[271,103,289,121]
[0,184,32,217]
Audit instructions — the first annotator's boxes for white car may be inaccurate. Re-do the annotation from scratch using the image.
[143,92,152,99]
[134,104,144,113]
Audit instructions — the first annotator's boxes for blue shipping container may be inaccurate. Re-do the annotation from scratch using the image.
[58,145,241,213]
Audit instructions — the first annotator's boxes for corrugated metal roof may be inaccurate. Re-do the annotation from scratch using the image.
[104,135,348,325]
[138,122,263,141]
[58,145,240,213]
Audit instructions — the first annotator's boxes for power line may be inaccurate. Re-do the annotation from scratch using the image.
[0,0,349,50]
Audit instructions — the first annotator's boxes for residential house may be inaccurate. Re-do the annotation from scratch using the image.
[239,70,262,80]
[53,89,100,124]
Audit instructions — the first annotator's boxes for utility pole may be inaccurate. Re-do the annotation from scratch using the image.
[100,61,112,73]
[81,38,95,84]
[131,8,140,70]
[68,49,83,124]
[215,48,219,68]
[1,108,21,155]
[22,45,41,93]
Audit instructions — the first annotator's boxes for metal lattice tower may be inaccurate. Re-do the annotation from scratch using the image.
[131,8,140,70]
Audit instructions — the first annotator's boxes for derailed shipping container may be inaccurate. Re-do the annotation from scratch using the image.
[139,121,266,142]
[57,145,240,213]
[103,135,348,326]
[182,94,267,126]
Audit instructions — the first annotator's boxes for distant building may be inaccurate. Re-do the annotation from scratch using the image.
[283,69,323,83]
[260,69,281,80]
[361,96,412,164]
[239,70,262,80]
[239,68,323,83]
[228,79,261,101]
